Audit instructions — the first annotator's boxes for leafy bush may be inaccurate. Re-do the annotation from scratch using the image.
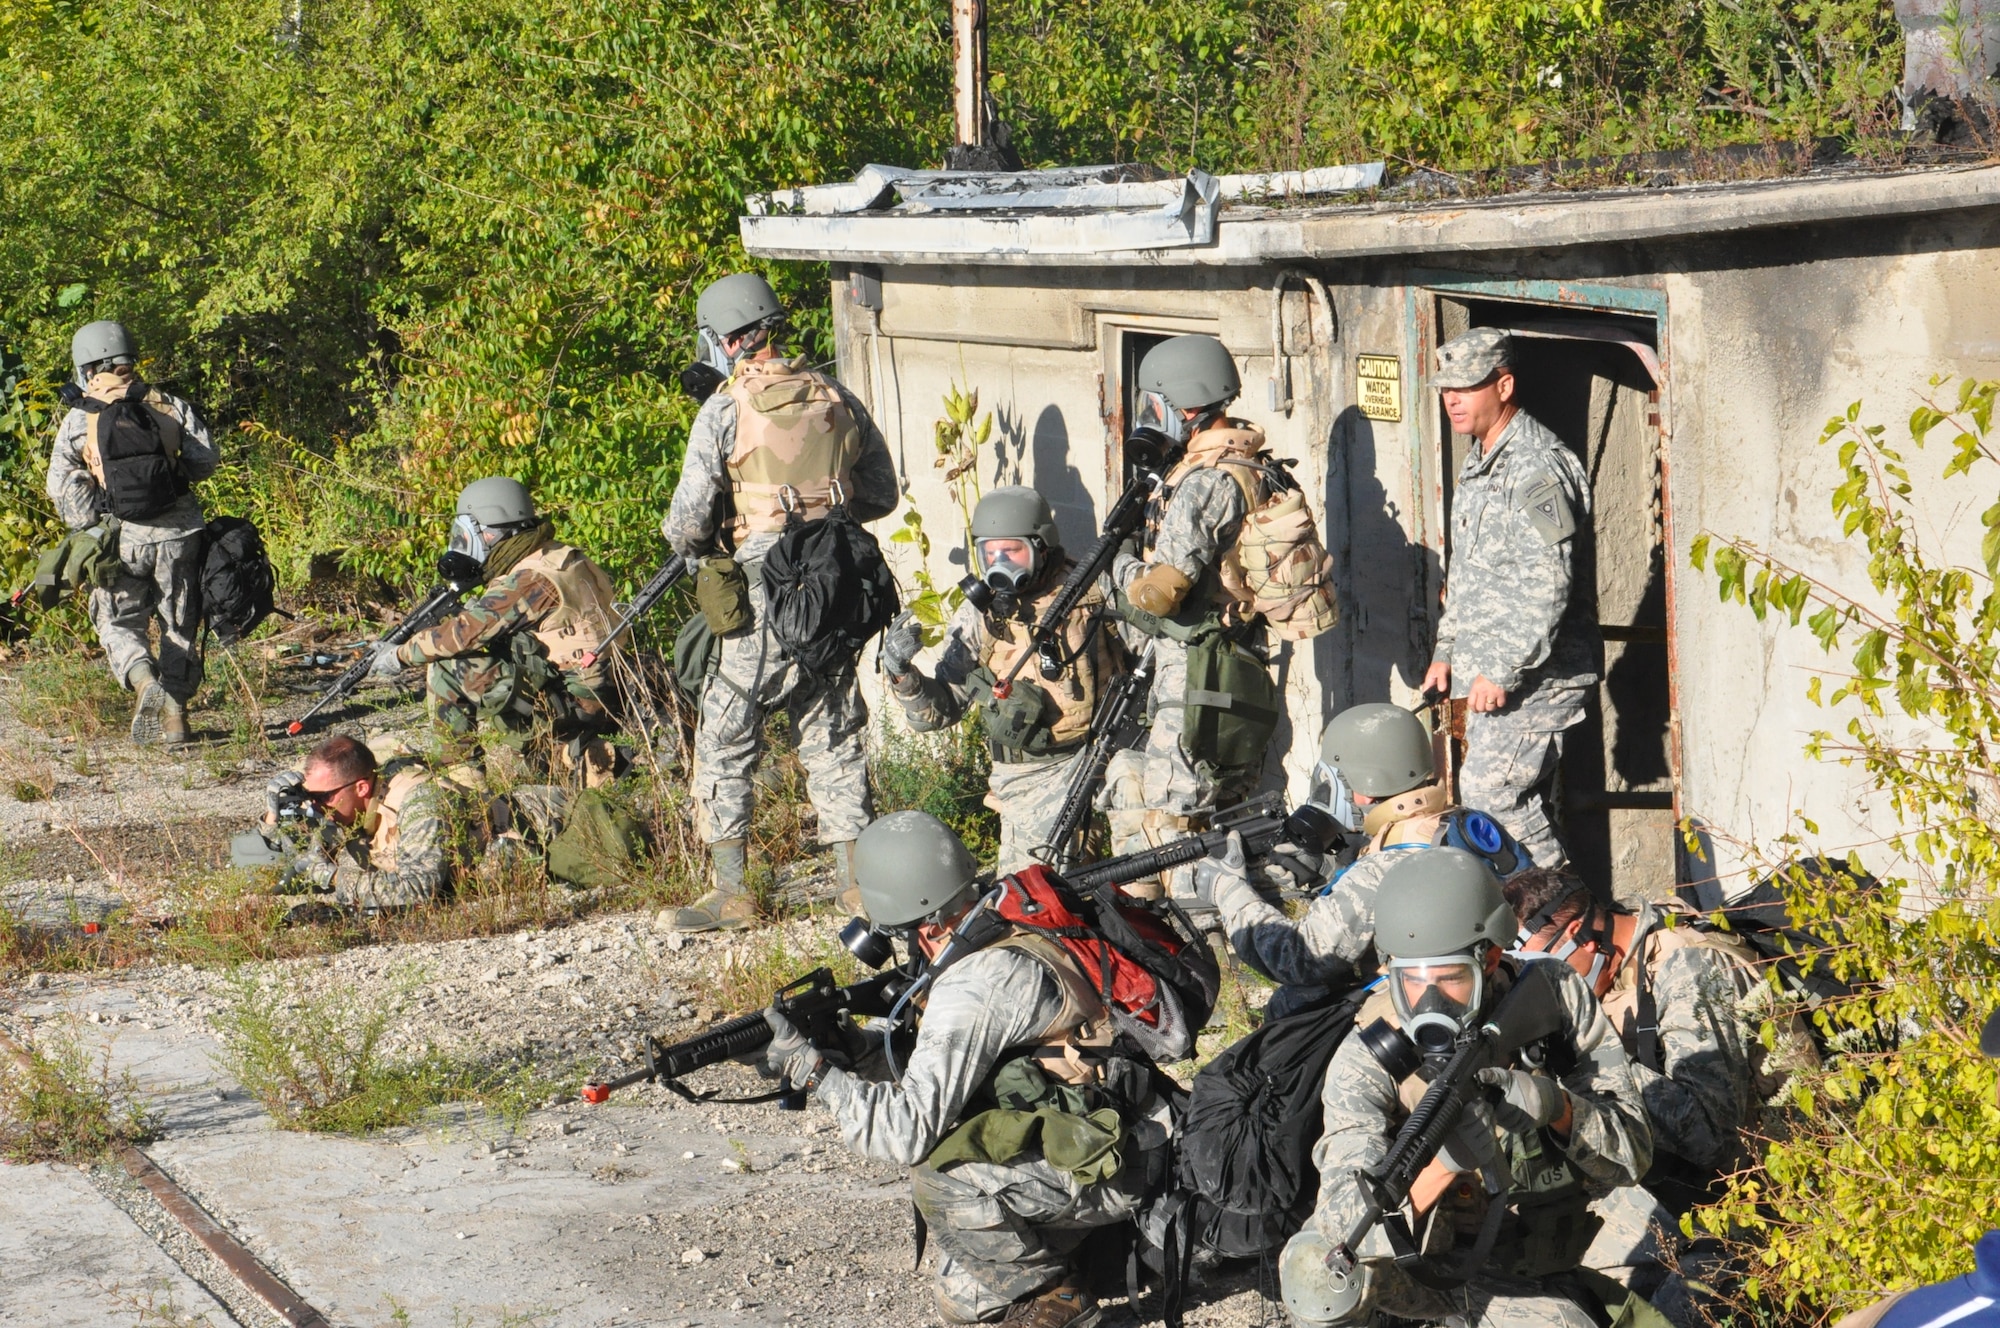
[1687,378,2000,1317]
[0,1017,156,1163]
[871,721,1001,870]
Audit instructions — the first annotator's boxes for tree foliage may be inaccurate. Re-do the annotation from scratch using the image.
[1688,380,2000,1316]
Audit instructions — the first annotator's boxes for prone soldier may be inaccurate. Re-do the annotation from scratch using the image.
[258,735,458,913]
[45,320,220,748]
[662,272,898,930]
[1420,330,1601,869]
[879,487,1124,873]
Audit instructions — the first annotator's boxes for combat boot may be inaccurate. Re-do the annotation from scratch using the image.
[674,838,757,932]
[127,662,167,747]
[999,1279,1099,1328]
[160,699,191,749]
[830,839,863,915]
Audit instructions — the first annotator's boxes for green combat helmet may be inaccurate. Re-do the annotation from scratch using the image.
[852,810,980,929]
[696,272,785,339]
[1371,847,1514,962]
[967,486,1064,606]
[447,476,541,572]
[1135,334,1240,444]
[71,320,136,381]
[1318,703,1436,799]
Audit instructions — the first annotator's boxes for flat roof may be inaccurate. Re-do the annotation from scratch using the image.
[741,162,2000,268]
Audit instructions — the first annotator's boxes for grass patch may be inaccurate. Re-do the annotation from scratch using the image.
[871,720,1001,870]
[212,964,561,1134]
[7,648,129,743]
[682,926,868,1019]
[0,1017,158,1163]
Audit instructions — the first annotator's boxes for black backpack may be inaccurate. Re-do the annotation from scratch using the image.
[759,505,898,681]
[200,517,278,645]
[79,387,188,521]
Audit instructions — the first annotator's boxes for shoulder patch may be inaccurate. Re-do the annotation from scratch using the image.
[1517,472,1575,545]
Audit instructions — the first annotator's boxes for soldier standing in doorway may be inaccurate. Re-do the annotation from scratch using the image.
[1421,329,1600,869]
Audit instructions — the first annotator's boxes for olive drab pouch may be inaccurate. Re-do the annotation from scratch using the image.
[673,611,719,705]
[545,786,650,891]
[694,555,753,636]
[980,681,1062,761]
[1235,486,1338,641]
[1180,634,1281,776]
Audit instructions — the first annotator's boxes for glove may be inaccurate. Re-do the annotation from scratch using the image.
[283,848,339,894]
[368,642,404,678]
[879,611,922,679]
[1475,1066,1568,1134]
[1437,1096,1499,1174]
[1193,830,1252,913]
[762,1007,824,1090]
[264,770,305,823]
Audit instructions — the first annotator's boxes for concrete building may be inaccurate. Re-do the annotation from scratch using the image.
[740,160,2000,902]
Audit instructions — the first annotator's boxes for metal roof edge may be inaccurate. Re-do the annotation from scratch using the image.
[740,163,2000,267]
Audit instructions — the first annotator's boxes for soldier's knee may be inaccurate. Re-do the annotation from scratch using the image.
[1279,1232,1374,1328]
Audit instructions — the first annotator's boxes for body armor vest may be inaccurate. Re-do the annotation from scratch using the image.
[724,356,863,537]
[1149,419,1272,613]
[991,930,1120,1087]
[510,541,620,685]
[362,762,433,871]
[980,563,1119,754]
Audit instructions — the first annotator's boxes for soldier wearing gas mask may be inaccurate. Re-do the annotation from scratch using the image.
[370,477,622,786]
[879,487,1124,873]
[1280,848,1655,1328]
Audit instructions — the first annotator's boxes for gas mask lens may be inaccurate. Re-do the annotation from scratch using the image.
[1309,760,1364,833]
[1388,956,1485,1054]
[697,327,735,376]
[975,537,1037,595]
[1134,389,1189,445]
[447,513,489,565]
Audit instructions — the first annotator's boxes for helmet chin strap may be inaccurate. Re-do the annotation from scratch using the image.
[1517,898,1619,993]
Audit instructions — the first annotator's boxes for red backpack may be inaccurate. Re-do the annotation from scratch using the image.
[995,865,1220,1063]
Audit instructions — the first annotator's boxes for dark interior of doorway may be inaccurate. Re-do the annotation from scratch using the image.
[1120,330,1174,438]
[1438,296,1673,905]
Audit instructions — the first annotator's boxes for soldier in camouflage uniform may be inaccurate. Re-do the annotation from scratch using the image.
[1104,334,1282,900]
[1208,703,1528,1019]
[371,477,622,788]
[761,812,1175,1327]
[264,734,458,913]
[880,488,1123,873]
[45,321,221,748]
[1421,330,1601,869]
[1280,849,1655,1328]
[662,273,897,930]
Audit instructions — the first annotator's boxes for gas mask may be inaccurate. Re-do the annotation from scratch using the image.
[696,326,736,378]
[1387,953,1488,1056]
[447,514,493,565]
[1133,388,1191,446]
[1308,758,1365,834]
[974,536,1039,608]
[1515,901,1618,994]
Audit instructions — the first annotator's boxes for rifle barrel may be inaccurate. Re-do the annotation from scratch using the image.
[286,581,465,736]
[579,554,688,670]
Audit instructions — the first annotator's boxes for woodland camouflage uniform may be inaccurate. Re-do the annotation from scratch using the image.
[1435,408,1600,868]
[283,760,459,912]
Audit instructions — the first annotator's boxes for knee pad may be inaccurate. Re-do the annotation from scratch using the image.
[1279,1231,1372,1328]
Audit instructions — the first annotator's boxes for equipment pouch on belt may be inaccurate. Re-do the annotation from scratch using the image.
[673,611,719,705]
[980,678,1063,761]
[1181,634,1281,776]
[694,555,753,636]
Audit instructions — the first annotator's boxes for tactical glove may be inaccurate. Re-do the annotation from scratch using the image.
[264,770,305,823]
[1437,1096,1499,1173]
[369,643,404,678]
[879,611,922,680]
[1475,1066,1568,1134]
[1193,829,1253,914]
[762,1007,824,1090]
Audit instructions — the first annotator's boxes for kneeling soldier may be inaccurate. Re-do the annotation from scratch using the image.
[879,487,1124,873]
[263,735,456,913]
[1280,848,1654,1328]
[760,811,1173,1326]
[372,477,621,786]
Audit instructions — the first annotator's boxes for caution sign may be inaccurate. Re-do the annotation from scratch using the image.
[1356,355,1402,422]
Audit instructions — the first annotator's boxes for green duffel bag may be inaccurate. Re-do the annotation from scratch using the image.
[1180,633,1282,777]
[546,787,650,890]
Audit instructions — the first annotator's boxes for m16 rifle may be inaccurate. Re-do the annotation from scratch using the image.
[1031,640,1155,869]
[286,552,484,737]
[1062,791,1348,896]
[576,551,690,671]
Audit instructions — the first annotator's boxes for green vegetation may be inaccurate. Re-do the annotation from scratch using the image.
[0,1017,156,1163]
[1689,377,2000,1317]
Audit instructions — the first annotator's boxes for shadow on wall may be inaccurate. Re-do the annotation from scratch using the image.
[994,403,1098,549]
[1327,404,1442,711]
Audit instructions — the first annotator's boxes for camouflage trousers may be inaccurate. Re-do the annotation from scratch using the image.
[911,1151,1152,1322]
[1458,680,1588,870]
[988,749,1089,875]
[692,593,872,846]
[89,534,204,704]
[1582,1186,1707,1328]
[1281,1230,1603,1328]
[426,641,617,787]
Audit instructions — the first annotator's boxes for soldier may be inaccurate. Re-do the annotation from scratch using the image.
[45,320,220,748]
[758,811,1173,1327]
[1279,848,1655,1328]
[1420,329,1600,869]
[369,477,621,787]
[1104,333,1283,900]
[879,487,1123,873]
[662,272,897,931]
[262,734,457,913]
[1207,702,1528,1019]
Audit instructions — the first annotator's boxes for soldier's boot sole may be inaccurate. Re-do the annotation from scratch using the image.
[672,891,757,933]
[129,681,168,747]
[998,1281,1099,1328]
[161,705,192,749]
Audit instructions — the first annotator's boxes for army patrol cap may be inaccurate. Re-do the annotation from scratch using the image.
[1138,334,1242,412]
[697,272,785,339]
[1320,704,1436,798]
[1372,848,1515,959]
[455,476,538,528]
[970,487,1063,556]
[71,320,137,379]
[1432,328,1518,390]
[853,811,981,928]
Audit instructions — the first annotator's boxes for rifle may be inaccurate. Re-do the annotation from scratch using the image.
[989,428,1183,703]
[285,552,483,737]
[1032,640,1156,869]
[580,962,919,1109]
[1324,960,1568,1278]
[1062,791,1347,895]
[577,551,690,671]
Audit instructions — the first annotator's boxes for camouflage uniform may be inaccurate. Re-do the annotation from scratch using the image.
[809,945,1171,1321]
[45,374,220,703]
[1105,420,1272,896]
[1282,960,1653,1328]
[663,355,896,846]
[393,535,620,784]
[1435,410,1599,868]
[890,560,1121,873]
[284,760,456,911]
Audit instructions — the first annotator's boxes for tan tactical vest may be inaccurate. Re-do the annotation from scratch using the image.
[992,931,1120,1086]
[362,762,433,872]
[80,375,182,488]
[1153,420,1271,612]
[981,566,1120,750]
[509,541,620,679]
[724,356,864,537]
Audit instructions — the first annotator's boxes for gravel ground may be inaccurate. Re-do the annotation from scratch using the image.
[87,1158,276,1328]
